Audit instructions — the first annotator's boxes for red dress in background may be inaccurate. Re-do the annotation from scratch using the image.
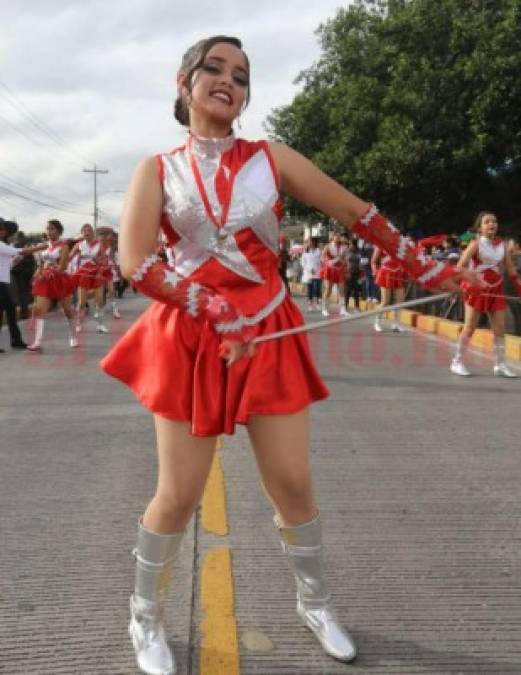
[101,135,329,436]
[74,239,112,290]
[32,240,76,300]
[464,237,506,312]
[322,243,347,285]
[375,253,404,289]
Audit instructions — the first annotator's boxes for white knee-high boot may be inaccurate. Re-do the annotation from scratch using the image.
[129,519,184,675]
[66,318,78,348]
[493,337,517,377]
[275,514,357,662]
[27,318,44,350]
[96,304,109,333]
[450,334,471,376]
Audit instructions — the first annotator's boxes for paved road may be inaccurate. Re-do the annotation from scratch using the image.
[1,295,520,674]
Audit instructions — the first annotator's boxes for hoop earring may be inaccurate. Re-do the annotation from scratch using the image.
[236,115,242,130]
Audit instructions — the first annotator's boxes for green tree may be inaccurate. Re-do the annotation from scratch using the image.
[266,0,521,234]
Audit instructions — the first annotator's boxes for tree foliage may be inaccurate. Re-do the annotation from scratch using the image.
[265,0,521,234]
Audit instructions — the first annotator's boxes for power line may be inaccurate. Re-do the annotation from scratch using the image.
[0,111,49,149]
[0,154,92,206]
[0,186,91,216]
[0,171,87,210]
[0,193,33,214]
[0,111,85,173]
[0,79,95,167]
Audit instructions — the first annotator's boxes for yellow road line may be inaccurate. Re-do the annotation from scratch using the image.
[201,451,228,536]
[200,442,240,674]
[200,547,240,675]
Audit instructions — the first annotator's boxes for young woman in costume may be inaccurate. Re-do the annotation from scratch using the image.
[320,231,349,317]
[100,36,475,675]
[371,243,406,332]
[69,223,111,333]
[450,211,521,377]
[98,227,122,319]
[27,219,78,351]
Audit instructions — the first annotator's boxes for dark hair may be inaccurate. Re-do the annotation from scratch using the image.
[174,35,250,127]
[47,219,64,235]
[473,211,497,234]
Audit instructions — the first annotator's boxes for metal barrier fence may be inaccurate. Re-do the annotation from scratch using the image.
[404,280,521,336]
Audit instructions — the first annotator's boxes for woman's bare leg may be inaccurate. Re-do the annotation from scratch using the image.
[94,286,109,332]
[76,287,88,331]
[322,280,332,316]
[391,287,405,330]
[60,295,74,321]
[32,296,51,320]
[489,310,516,376]
[374,287,391,331]
[247,408,316,526]
[130,417,216,673]
[142,417,217,533]
[60,296,77,347]
[247,408,357,662]
[451,303,480,375]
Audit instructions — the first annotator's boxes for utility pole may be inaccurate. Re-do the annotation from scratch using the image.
[83,164,109,232]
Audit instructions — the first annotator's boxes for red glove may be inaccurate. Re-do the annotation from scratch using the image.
[351,205,458,290]
[132,254,253,343]
[510,274,521,298]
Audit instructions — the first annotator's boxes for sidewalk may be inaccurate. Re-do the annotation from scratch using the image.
[1,294,520,674]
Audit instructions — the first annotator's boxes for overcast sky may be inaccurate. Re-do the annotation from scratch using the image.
[0,1,348,236]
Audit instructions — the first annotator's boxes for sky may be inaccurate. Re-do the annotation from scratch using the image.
[0,1,348,237]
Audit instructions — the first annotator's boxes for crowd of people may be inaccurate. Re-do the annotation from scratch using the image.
[0,217,127,353]
[280,227,521,335]
[2,214,520,359]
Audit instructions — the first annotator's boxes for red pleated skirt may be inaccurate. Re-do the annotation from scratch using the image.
[100,295,329,436]
[376,265,404,289]
[322,267,346,284]
[464,270,506,312]
[74,261,111,289]
[32,269,77,300]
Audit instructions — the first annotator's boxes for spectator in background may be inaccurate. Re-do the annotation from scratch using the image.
[344,240,362,312]
[11,231,36,319]
[359,241,379,303]
[301,237,322,311]
[0,218,27,351]
[445,236,461,260]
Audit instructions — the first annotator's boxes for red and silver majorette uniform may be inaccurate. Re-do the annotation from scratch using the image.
[101,135,328,436]
[375,252,404,289]
[464,237,506,312]
[74,239,112,289]
[31,240,76,299]
[322,243,347,284]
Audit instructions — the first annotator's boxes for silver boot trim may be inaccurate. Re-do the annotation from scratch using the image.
[129,520,184,675]
[275,514,357,662]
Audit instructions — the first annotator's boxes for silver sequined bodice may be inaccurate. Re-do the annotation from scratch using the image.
[78,239,101,264]
[472,236,505,273]
[160,135,281,284]
[42,241,64,268]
